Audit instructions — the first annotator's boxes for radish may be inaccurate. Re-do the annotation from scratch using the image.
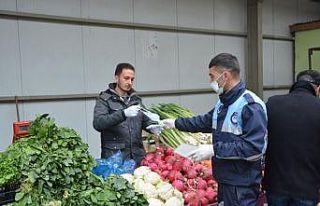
[168,170,177,182]
[202,168,212,180]
[200,197,209,206]
[165,163,173,171]
[184,191,197,204]
[164,156,176,164]
[173,161,183,171]
[207,179,216,187]
[145,153,155,161]
[165,147,174,156]
[196,178,208,190]
[187,169,197,179]
[197,189,206,199]
[172,180,185,192]
[149,163,158,171]
[205,187,217,203]
[194,164,204,172]
[161,170,169,178]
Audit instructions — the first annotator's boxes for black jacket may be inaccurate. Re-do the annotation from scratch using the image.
[93,83,155,164]
[263,81,320,200]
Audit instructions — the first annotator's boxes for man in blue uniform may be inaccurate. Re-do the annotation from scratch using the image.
[161,53,268,206]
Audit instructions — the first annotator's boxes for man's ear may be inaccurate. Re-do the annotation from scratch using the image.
[114,75,119,83]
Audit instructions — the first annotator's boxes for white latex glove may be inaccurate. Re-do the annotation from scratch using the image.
[146,124,163,136]
[123,105,140,117]
[160,119,176,129]
[187,144,214,162]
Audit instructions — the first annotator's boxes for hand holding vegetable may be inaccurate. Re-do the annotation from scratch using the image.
[124,105,141,117]
[187,144,214,162]
[160,119,176,129]
[146,124,163,136]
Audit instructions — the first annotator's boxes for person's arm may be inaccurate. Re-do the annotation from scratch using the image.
[175,109,214,133]
[214,103,267,161]
[93,97,126,132]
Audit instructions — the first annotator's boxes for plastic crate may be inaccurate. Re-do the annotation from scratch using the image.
[0,182,19,205]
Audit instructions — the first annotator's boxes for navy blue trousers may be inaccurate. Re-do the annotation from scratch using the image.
[218,183,260,206]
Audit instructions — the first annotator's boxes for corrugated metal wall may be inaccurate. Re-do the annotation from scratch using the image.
[0,0,319,156]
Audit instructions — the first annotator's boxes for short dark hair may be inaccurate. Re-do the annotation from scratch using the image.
[296,69,320,85]
[114,63,135,76]
[208,53,240,75]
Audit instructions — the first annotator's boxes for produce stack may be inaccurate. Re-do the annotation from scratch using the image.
[0,115,148,206]
[121,166,184,206]
[149,103,211,149]
[140,147,218,206]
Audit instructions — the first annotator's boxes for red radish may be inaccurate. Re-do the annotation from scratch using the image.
[173,161,183,171]
[164,156,175,164]
[168,170,177,182]
[175,171,184,181]
[149,163,158,171]
[200,197,209,206]
[161,170,169,178]
[194,164,204,172]
[207,179,216,187]
[145,153,154,161]
[202,168,212,180]
[197,179,208,190]
[197,189,206,199]
[187,169,197,179]
[165,147,174,156]
[188,200,199,206]
[184,191,197,204]
[165,163,173,171]
[140,159,148,166]
[172,179,185,192]
[205,187,217,203]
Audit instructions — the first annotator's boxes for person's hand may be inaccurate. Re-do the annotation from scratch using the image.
[146,124,163,136]
[124,105,140,117]
[187,144,214,162]
[160,119,176,129]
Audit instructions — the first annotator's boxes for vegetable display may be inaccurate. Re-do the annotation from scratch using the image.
[149,103,211,148]
[141,147,218,206]
[0,114,147,206]
[122,166,184,206]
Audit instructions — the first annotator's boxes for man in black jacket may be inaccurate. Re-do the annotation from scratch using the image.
[263,69,320,206]
[93,63,162,164]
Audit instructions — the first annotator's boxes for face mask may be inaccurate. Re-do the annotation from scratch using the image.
[210,73,225,95]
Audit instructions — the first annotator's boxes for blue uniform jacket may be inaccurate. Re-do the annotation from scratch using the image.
[175,81,267,186]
